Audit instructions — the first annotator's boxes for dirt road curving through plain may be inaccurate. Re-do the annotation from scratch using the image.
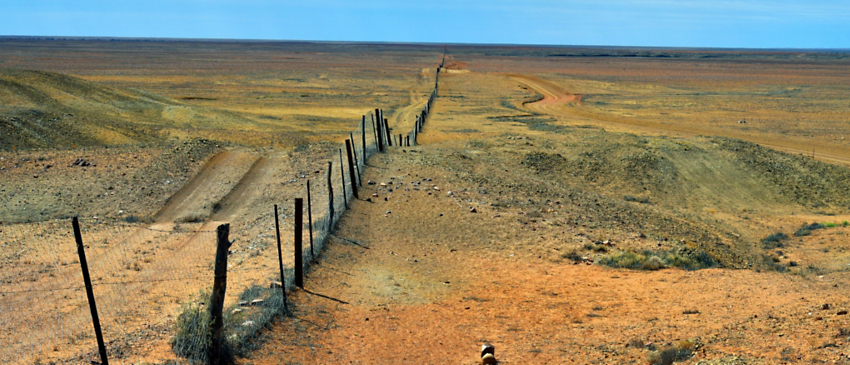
[511,73,850,167]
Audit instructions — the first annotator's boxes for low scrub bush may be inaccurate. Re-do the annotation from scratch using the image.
[648,340,696,365]
[624,195,650,204]
[795,222,825,237]
[226,285,290,357]
[761,232,788,249]
[761,255,788,273]
[598,247,717,271]
[172,291,215,364]
[563,251,583,262]
[172,285,290,362]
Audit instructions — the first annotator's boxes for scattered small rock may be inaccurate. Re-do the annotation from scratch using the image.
[823,303,831,310]
[250,299,264,306]
[838,310,848,316]
[368,180,376,185]
[270,281,283,289]
[470,207,478,213]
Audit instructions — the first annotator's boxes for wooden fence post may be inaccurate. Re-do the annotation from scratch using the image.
[306,180,314,258]
[326,162,334,232]
[339,149,348,208]
[349,132,361,186]
[210,223,231,365]
[294,199,304,288]
[374,109,384,152]
[273,204,289,313]
[72,217,109,365]
[384,118,392,147]
[345,139,359,199]
[361,115,367,163]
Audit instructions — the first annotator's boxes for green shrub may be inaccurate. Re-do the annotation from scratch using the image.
[825,222,837,228]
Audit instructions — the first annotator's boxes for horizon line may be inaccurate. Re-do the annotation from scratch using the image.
[1,35,849,53]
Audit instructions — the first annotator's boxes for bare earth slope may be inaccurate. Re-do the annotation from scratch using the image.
[248,145,850,365]
[0,69,272,150]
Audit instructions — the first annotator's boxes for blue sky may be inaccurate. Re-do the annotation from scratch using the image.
[1,0,848,49]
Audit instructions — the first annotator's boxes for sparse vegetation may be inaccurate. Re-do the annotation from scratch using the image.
[623,195,650,204]
[761,232,789,249]
[598,248,718,271]
[761,255,788,272]
[795,222,825,237]
[225,285,290,357]
[172,291,214,364]
[563,251,584,262]
[647,340,696,365]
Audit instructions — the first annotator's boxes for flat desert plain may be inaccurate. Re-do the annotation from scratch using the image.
[3,40,850,364]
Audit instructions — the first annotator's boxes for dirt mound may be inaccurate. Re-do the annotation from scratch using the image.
[0,69,268,150]
[714,137,850,209]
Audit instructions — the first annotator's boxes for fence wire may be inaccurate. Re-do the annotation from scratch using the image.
[0,56,443,365]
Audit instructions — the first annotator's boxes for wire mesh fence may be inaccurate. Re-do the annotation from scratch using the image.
[0,112,384,365]
[0,56,441,364]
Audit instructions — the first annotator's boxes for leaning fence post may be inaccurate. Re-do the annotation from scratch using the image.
[273,205,289,313]
[339,148,348,208]
[384,118,392,147]
[361,115,367,163]
[306,180,315,258]
[72,217,109,365]
[294,199,304,288]
[350,132,361,186]
[326,162,334,232]
[345,139,359,199]
[210,223,231,365]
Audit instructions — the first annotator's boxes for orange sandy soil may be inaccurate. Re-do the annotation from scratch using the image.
[245,148,850,365]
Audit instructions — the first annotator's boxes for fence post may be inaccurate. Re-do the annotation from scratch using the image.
[345,139,359,199]
[339,149,348,208]
[273,204,289,313]
[349,132,361,186]
[384,118,392,147]
[72,217,109,365]
[294,199,304,288]
[326,161,334,232]
[374,109,384,152]
[210,223,231,365]
[361,115,367,164]
[306,180,315,258]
